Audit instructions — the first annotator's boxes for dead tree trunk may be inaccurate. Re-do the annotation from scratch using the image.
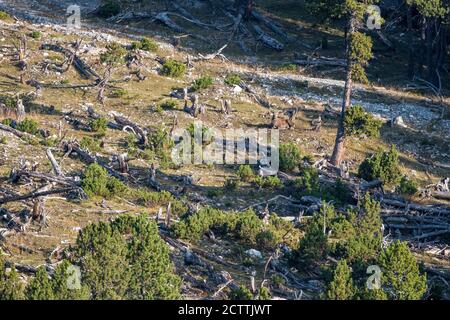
[221,99,232,115]
[112,113,148,146]
[117,153,129,173]
[46,148,63,176]
[32,197,46,225]
[16,34,27,70]
[16,99,25,121]
[97,67,112,104]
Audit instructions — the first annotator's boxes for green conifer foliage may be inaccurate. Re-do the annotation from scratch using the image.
[326,260,355,300]
[378,241,427,300]
[25,267,54,300]
[0,254,24,300]
[74,216,181,300]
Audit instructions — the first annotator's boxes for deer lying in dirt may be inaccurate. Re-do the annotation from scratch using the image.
[270,109,297,129]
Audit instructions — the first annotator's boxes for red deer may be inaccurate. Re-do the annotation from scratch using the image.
[271,109,297,129]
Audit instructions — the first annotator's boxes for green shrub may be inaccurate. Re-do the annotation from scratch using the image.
[192,76,213,92]
[294,166,319,195]
[206,189,222,198]
[100,42,127,66]
[0,136,6,144]
[225,74,242,86]
[0,253,24,300]
[159,100,178,110]
[279,143,303,172]
[0,11,11,21]
[252,176,282,190]
[323,178,353,204]
[81,163,127,198]
[154,104,164,113]
[133,189,187,217]
[147,126,174,167]
[173,207,298,249]
[237,165,254,182]
[290,221,327,270]
[172,207,229,241]
[344,105,383,138]
[358,145,401,185]
[131,37,158,52]
[256,230,278,251]
[396,176,418,195]
[0,96,17,109]
[229,285,253,300]
[279,63,298,72]
[97,0,121,18]
[338,235,380,264]
[80,137,103,153]
[234,209,264,244]
[89,118,108,136]
[258,287,271,300]
[16,118,38,135]
[110,88,127,98]
[186,123,214,145]
[162,59,186,78]
[271,275,285,288]
[1,119,13,127]
[224,177,239,191]
[29,31,41,39]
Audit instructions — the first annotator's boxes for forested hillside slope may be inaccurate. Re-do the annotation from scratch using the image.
[0,0,449,300]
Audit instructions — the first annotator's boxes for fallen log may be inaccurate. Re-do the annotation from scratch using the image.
[381,198,450,215]
[251,10,291,42]
[195,44,228,61]
[293,58,347,67]
[0,123,34,139]
[106,11,152,23]
[61,141,126,181]
[0,186,78,205]
[154,12,184,33]
[12,170,78,187]
[46,148,63,176]
[432,192,450,201]
[111,112,148,146]
[86,106,121,130]
[408,229,450,240]
[252,24,284,51]
[40,44,99,80]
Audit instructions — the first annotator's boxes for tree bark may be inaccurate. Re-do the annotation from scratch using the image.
[331,16,356,166]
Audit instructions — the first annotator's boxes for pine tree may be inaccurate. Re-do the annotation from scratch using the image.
[0,254,24,300]
[112,216,181,300]
[290,221,328,270]
[326,260,355,300]
[326,0,376,166]
[51,260,90,300]
[358,193,382,237]
[74,221,130,300]
[25,266,54,300]
[378,241,427,300]
[74,215,181,300]
[358,287,388,300]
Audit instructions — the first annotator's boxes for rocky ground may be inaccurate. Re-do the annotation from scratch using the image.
[0,0,449,299]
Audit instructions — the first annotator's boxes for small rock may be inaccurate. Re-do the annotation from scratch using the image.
[245,249,263,259]
[392,116,408,128]
[232,85,243,95]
